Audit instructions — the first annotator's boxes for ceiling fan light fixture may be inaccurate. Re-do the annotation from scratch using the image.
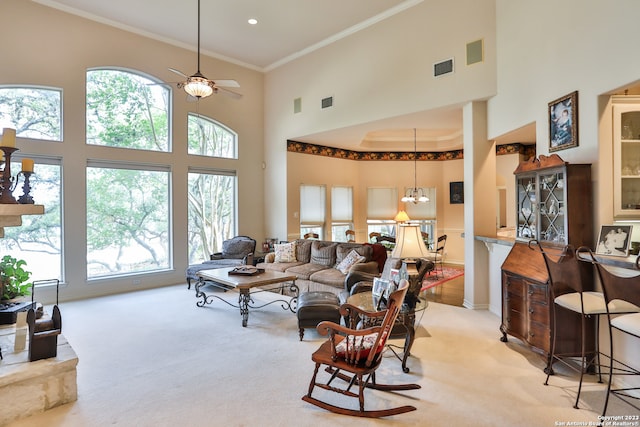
[183,76,214,98]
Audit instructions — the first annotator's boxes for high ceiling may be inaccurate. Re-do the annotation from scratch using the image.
[34,0,535,151]
[36,0,412,70]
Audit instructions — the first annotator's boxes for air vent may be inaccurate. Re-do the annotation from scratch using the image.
[293,97,302,114]
[466,39,484,65]
[434,58,454,77]
[321,96,333,109]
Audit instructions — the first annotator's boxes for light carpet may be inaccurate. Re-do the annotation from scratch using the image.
[6,284,634,427]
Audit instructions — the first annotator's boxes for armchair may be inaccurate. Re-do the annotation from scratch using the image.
[185,235,256,289]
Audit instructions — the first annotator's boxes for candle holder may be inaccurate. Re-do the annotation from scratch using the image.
[17,171,34,204]
[0,146,18,204]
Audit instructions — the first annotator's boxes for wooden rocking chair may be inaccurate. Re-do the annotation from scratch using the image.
[302,279,420,418]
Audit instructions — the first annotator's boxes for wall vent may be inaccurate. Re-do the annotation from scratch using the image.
[433,58,454,77]
[321,96,333,109]
[293,97,302,114]
[466,39,484,65]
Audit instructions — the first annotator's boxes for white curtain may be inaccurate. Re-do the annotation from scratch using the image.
[331,186,353,222]
[367,187,398,220]
[300,184,326,225]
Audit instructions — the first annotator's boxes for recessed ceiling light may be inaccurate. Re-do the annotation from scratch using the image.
[248,18,258,25]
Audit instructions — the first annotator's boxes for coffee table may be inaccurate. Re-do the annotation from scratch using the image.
[195,268,298,327]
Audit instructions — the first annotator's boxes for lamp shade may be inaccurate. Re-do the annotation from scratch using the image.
[394,210,410,223]
[391,224,429,259]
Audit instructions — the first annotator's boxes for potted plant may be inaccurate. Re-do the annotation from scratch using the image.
[0,255,32,301]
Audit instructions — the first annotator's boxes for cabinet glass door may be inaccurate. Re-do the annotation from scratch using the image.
[613,99,640,219]
[538,170,566,244]
[516,175,536,239]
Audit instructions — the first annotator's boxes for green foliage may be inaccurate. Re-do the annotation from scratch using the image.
[86,167,170,276]
[0,87,61,140]
[0,255,32,300]
[86,69,169,151]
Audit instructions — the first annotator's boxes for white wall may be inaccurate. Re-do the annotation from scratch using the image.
[265,0,497,241]
[286,151,466,263]
[491,0,640,386]
[1,0,264,301]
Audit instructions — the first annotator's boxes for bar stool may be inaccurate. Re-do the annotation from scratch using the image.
[588,252,640,416]
[533,242,639,410]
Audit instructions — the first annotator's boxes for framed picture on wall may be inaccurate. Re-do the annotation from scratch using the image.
[549,91,578,152]
[450,181,464,204]
[596,225,633,257]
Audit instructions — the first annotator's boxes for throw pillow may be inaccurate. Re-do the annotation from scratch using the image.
[336,244,372,264]
[310,241,337,266]
[334,331,386,361]
[274,242,297,263]
[336,249,366,274]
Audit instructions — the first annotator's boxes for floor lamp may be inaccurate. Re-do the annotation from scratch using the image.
[391,224,430,307]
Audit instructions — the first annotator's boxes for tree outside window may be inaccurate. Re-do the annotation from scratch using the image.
[187,171,236,263]
[187,113,237,159]
[0,86,61,141]
[0,86,63,282]
[86,166,170,278]
[0,163,62,282]
[86,69,169,152]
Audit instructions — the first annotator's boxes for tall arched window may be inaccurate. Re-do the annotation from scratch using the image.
[86,68,170,152]
[187,113,237,159]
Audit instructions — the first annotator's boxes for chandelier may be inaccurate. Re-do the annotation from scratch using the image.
[401,128,429,203]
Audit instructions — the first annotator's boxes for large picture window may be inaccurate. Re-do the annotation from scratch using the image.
[0,161,62,282]
[86,164,171,278]
[86,69,170,152]
[187,170,237,263]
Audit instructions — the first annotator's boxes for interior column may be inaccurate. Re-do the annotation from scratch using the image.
[462,101,496,309]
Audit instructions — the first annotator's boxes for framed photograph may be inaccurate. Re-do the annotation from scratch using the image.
[450,181,464,204]
[549,91,578,152]
[372,278,391,310]
[372,278,389,299]
[389,268,400,285]
[596,225,633,257]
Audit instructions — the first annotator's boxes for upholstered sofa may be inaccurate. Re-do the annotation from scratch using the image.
[185,235,256,288]
[256,239,387,296]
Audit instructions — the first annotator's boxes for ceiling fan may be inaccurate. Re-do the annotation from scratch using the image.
[170,0,241,100]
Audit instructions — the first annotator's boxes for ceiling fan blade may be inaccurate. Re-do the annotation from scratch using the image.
[168,67,188,78]
[212,79,240,88]
[215,86,243,99]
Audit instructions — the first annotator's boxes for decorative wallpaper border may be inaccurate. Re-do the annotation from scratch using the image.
[287,140,534,161]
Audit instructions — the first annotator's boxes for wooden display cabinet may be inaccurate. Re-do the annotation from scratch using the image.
[501,154,595,367]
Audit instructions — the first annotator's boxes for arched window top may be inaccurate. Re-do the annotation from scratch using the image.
[0,85,62,141]
[86,68,170,152]
[188,113,237,159]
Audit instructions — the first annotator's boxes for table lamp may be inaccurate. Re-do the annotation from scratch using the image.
[391,224,430,307]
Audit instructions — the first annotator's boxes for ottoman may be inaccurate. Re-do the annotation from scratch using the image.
[297,291,341,341]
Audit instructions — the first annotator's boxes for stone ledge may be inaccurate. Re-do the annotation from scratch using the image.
[0,323,78,425]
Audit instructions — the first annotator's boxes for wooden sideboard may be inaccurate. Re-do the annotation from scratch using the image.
[500,241,595,368]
